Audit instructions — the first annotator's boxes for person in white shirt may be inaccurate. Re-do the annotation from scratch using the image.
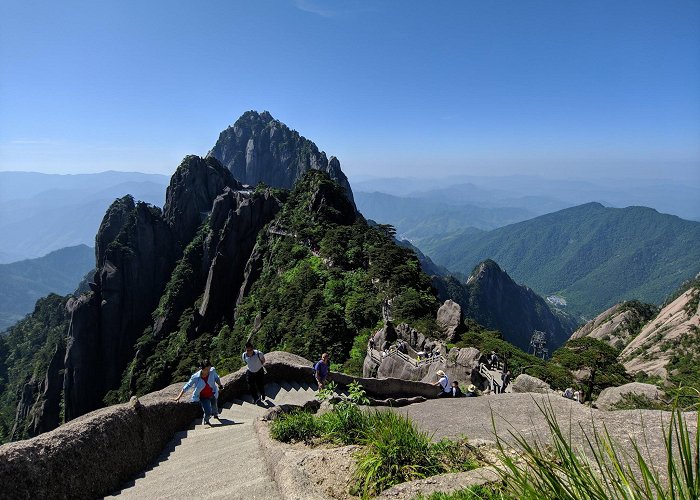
[433,370,451,398]
[242,341,267,404]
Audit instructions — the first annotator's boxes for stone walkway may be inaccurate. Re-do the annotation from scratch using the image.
[110,381,318,499]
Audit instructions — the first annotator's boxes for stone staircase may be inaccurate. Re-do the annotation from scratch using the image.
[478,363,512,394]
[110,381,319,499]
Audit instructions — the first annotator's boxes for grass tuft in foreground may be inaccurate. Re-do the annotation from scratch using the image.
[270,381,480,498]
[491,397,699,500]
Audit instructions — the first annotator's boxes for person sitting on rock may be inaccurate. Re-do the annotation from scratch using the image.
[174,359,224,426]
[465,384,478,397]
[450,381,464,397]
[314,352,330,390]
[433,370,451,398]
[563,387,574,399]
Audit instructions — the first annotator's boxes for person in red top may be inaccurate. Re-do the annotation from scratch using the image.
[174,359,224,426]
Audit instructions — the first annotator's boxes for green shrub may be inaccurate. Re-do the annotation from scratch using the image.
[318,403,369,445]
[610,392,668,411]
[269,410,319,443]
[417,485,508,499]
[354,411,479,498]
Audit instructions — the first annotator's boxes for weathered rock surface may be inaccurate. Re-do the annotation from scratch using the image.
[511,373,553,394]
[163,155,242,248]
[620,285,700,379]
[570,301,657,350]
[390,394,697,480]
[376,468,500,499]
[197,188,282,332]
[437,299,464,341]
[208,110,355,207]
[64,198,177,420]
[595,382,662,410]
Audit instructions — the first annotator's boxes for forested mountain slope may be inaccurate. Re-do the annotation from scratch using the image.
[0,245,94,331]
[420,202,700,319]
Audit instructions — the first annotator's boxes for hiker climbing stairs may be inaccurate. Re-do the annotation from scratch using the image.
[110,381,319,499]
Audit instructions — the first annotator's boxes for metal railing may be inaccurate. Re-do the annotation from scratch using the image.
[479,362,504,394]
[368,344,445,368]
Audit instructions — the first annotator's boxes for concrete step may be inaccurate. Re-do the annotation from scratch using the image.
[111,382,323,499]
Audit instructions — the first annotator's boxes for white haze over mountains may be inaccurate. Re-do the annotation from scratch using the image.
[351,174,700,222]
[0,167,697,264]
[0,171,169,263]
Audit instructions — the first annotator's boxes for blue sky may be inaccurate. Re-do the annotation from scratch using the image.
[1,0,699,182]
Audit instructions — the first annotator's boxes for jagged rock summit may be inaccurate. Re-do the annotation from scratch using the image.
[445,259,574,351]
[208,110,355,207]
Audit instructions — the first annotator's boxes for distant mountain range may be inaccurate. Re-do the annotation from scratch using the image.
[0,245,94,331]
[355,192,538,240]
[352,174,700,222]
[419,202,700,319]
[0,171,168,263]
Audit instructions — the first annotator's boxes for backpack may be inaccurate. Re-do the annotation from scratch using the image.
[242,350,265,371]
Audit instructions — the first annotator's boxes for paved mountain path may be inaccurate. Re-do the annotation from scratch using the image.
[110,381,319,499]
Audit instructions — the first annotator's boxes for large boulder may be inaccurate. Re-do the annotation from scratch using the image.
[511,374,552,394]
[594,382,662,410]
[437,300,463,341]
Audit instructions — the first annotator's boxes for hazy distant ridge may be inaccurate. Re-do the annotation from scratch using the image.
[420,202,700,319]
[0,171,168,263]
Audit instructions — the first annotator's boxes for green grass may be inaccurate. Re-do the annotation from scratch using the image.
[270,405,480,498]
[354,411,479,498]
[493,398,700,499]
[415,485,508,499]
[269,410,320,443]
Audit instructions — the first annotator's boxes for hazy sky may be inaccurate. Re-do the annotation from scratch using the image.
[1,0,699,182]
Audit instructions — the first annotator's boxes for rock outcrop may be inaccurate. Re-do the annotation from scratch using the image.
[569,301,658,350]
[461,260,574,351]
[207,111,355,207]
[511,374,553,394]
[65,155,238,420]
[594,382,662,410]
[436,299,464,341]
[620,283,700,379]
[197,188,282,332]
[163,155,242,248]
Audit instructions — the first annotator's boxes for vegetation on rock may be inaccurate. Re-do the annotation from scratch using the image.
[551,337,628,400]
[270,381,481,499]
[421,202,700,319]
[0,294,71,442]
[215,170,438,372]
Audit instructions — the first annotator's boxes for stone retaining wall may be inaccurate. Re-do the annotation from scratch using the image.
[0,351,436,499]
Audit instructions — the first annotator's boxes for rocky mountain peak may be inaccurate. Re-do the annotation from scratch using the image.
[95,195,136,267]
[463,259,573,351]
[163,155,242,248]
[466,259,514,288]
[207,111,355,207]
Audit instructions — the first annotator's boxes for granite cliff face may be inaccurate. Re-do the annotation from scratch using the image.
[434,260,575,351]
[207,111,355,207]
[4,113,367,440]
[569,301,658,350]
[620,281,700,379]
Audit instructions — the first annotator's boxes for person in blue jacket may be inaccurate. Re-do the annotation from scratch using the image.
[314,352,330,390]
[174,359,224,426]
